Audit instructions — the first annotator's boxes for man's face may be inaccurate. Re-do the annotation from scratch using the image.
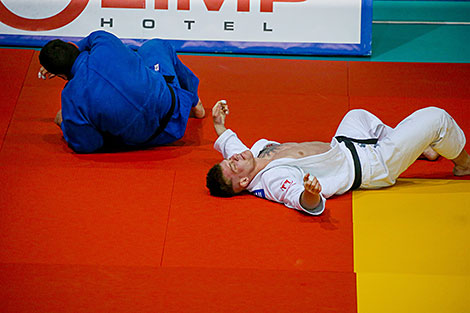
[219,150,256,193]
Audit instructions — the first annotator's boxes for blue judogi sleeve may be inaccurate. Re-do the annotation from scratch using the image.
[60,87,104,153]
[58,32,113,153]
[59,31,122,153]
[60,117,104,153]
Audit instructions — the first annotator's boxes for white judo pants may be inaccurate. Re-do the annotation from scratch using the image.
[334,107,466,189]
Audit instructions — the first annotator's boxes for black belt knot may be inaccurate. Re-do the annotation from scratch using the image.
[335,136,378,191]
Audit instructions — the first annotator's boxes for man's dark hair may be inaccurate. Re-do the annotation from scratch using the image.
[39,39,80,78]
[206,164,237,197]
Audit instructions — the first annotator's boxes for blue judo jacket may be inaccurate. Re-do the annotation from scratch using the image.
[60,30,199,153]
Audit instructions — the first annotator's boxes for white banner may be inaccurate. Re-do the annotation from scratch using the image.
[0,0,372,55]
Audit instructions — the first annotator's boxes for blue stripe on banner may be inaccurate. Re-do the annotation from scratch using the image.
[0,35,372,56]
[361,0,373,55]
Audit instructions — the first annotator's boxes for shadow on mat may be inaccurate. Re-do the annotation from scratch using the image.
[42,118,209,159]
[297,207,340,230]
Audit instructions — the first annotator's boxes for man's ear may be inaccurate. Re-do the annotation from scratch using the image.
[239,177,250,189]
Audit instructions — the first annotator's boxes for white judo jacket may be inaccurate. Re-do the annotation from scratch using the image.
[214,129,357,215]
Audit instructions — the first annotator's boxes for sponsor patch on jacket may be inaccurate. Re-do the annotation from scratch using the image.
[252,189,266,199]
[281,179,294,192]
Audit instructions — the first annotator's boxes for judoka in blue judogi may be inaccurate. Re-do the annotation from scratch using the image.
[39,30,205,153]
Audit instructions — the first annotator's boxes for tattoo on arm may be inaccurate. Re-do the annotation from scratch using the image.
[258,143,281,157]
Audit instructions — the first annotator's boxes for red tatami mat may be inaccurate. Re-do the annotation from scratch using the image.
[349,62,470,99]
[0,49,32,151]
[0,264,356,313]
[180,55,349,97]
[1,48,469,312]
[0,166,174,266]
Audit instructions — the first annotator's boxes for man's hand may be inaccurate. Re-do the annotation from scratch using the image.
[38,66,56,80]
[303,173,322,195]
[212,100,229,136]
[300,173,322,210]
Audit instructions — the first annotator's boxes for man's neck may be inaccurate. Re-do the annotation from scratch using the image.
[249,157,270,181]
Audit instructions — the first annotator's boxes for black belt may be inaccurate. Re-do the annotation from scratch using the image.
[144,83,176,145]
[335,136,378,191]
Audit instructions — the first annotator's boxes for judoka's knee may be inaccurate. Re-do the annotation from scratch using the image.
[409,107,460,141]
[419,106,447,116]
[343,109,375,122]
[417,107,452,125]
[344,108,369,118]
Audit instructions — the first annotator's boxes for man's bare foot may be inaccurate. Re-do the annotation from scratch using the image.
[55,109,63,126]
[419,147,439,161]
[452,149,470,176]
[190,100,205,119]
[453,165,470,176]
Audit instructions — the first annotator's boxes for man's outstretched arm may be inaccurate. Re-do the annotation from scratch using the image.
[212,101,251,159]
[212,100,229,136]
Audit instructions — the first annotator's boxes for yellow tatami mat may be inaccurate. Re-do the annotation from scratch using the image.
[353,178,470,313]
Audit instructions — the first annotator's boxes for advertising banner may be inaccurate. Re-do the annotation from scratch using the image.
[0,0,372,55]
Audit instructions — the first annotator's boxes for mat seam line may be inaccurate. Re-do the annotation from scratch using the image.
[0,50,34,153]
[159,170,177,267]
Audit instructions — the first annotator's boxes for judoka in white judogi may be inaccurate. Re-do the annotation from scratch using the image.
[209,105,467,215]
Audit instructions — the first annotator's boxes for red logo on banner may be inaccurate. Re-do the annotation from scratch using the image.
[154,0,306,12]
[260,0,305,13]
[0,0,307,31]
[0,0,90,31]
